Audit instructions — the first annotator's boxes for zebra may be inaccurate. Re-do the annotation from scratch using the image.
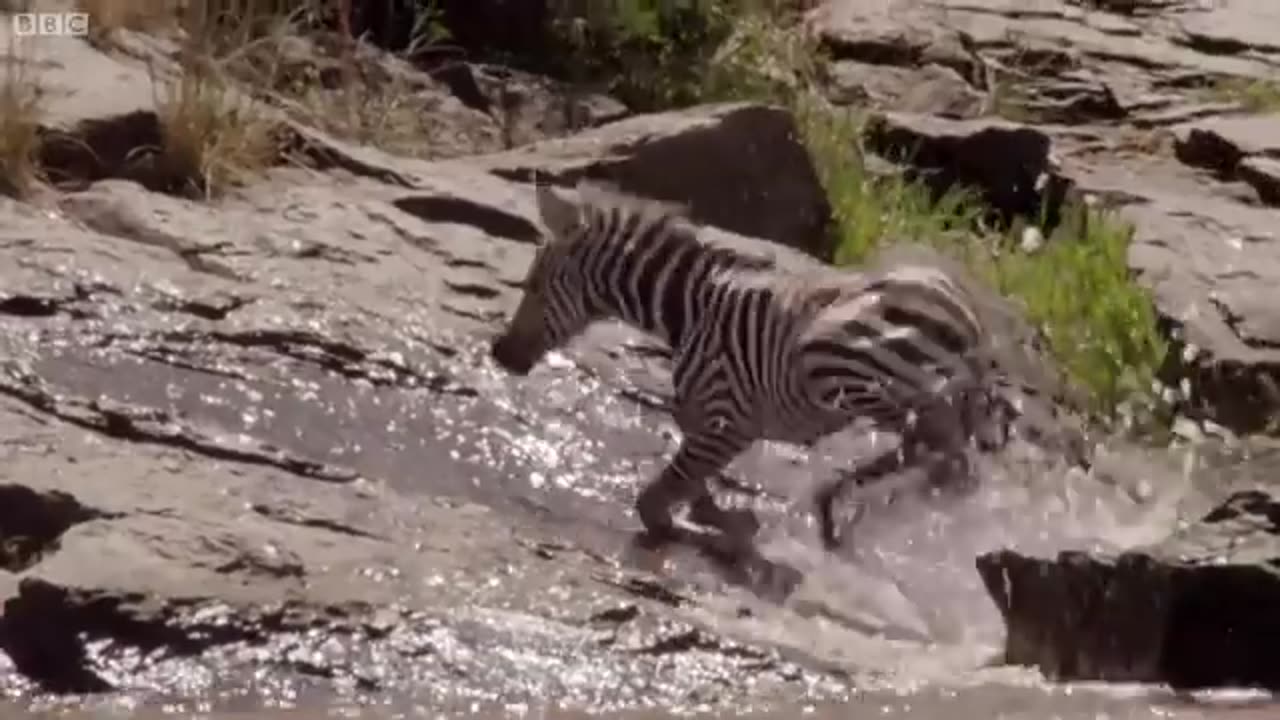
[490,180,1059,551]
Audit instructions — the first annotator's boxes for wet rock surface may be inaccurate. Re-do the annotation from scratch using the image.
[977,467,1280,691]
[0,1,1278,718]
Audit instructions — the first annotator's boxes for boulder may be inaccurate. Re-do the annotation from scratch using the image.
[1174,113,1280,207]
[861,112,1069,225]
[1240,156,1280,206]
[976,485,1280,690]
[458,102,833,257]
[1173,114,1280,170]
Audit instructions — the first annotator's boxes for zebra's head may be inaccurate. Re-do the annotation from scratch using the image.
[491,183,596,375]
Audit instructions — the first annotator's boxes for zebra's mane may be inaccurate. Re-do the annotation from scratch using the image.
[571,181,777,271]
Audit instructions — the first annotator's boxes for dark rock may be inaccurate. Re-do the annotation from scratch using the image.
[0,486,107,573]
[862,112,1070,226]
[977,487,1280,690]
[436,0,550,62]
[463,102,833,258]
[1173,114,1280,175]
[1239,156,1280,206]
[1174,113,1280,208]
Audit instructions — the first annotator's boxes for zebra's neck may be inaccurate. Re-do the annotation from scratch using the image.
[590,215,756,350]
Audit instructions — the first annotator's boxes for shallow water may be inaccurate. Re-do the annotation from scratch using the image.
[5,686,1280,720]
[2,306,1277,718]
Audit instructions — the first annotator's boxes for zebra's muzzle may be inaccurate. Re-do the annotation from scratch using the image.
[490,334,536,375]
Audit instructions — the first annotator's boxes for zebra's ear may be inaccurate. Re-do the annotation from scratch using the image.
[534,183,581,241]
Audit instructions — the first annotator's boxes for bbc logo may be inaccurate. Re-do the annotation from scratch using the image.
[12,12,90,37]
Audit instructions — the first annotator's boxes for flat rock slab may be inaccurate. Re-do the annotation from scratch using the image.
[976,482,1280,690]
[1174,114,1280,207]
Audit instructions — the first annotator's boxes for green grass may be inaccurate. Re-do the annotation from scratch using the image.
[798,104,983,265]
[797,100,1168,422]
[1205,76,1280,113]
[985,204,1169,422]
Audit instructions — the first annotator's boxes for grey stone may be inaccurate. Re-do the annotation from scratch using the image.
[977,484,1280,690]
[1173,113,1280,174]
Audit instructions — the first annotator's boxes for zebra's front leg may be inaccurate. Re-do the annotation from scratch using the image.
[635,431,756,546]
[815,443,915,551]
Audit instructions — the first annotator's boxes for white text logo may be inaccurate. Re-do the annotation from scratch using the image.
[12,12,90,37]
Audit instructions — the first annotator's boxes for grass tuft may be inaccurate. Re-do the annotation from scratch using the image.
[146,1,284,198]
[1205,76,1280,114]
[984,204,1169,421]
[151,65,279,198]
[0,41,44,199]
[798,97,1168,421]
[797,103,984,265]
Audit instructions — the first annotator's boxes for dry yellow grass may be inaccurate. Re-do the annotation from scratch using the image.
[0,42,44,198]
[129,0,294,198]
[152,62,280,198]
[79,0,442,169]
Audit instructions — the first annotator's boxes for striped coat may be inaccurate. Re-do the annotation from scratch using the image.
[491,181,1079,551]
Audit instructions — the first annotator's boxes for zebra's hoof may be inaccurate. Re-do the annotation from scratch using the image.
[689,501,760,539]
[820,528,843,552]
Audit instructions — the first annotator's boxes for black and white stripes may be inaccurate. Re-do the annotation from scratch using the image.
[491,181,1024,551]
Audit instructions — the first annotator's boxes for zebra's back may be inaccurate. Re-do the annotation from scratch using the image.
[789,261,988,424]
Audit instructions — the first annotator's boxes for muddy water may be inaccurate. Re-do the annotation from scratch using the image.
[3,317,1278,718]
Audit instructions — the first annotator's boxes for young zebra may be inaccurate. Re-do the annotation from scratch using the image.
[491,181,1020,551]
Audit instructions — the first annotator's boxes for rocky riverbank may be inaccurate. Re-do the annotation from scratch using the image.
[0,0,1278,715]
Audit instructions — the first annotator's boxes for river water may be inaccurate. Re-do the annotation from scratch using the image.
[4,686,1279,719]
[4,434,1277,719]
[2,266,1277,718]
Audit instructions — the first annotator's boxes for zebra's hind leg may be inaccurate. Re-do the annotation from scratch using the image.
[689,492,761,541]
